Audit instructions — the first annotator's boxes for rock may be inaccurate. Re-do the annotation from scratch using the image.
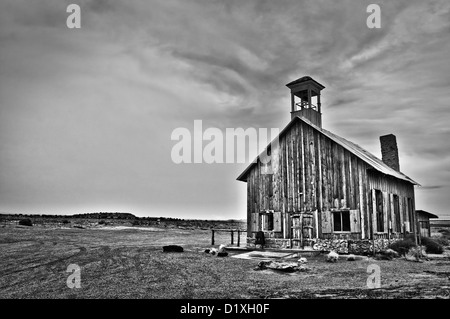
[209,248,218,255]
[255,261,271,270]
[254,260,310,273]
[382,248,399,259]
[405,247,426,262]
[347,254,356,261]
[266,261,299,272]
[327,251,339,263]
[218,244,227,253]
[297,257,307,264]
[162,245,183,252]
[298,265,311,272]
[204,249,210,253]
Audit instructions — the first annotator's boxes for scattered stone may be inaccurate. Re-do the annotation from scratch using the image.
[298,265,311,272]
[266,261,299,272]
[254,261,271,270]
[382,248,399,259]
[297,257,307,264]
[327,251,339,263]
[162,245,184,252]
[405,247,427,262]
[209,248,218,255]
[347,254,356,261]
[254,260,310,272]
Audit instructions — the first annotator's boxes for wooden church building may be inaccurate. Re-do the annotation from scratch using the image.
[237,76,420,252]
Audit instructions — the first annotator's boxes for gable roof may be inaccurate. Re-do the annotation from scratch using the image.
[286,76,325,89]
[416,210,439,219]
[236,116,420,185]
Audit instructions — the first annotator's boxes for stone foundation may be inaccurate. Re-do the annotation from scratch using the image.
[246,237,291,249]
[247,237,400,254]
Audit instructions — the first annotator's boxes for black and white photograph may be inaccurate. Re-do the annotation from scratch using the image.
[1,0,450,311]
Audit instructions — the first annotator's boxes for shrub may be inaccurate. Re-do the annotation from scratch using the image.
[62,220,70,224]
[433,237,449,247]
[98,220,106,225]
[19,218,33,227]
[132,220,141,226]
[420,237,444,254]
[388,238,416,255]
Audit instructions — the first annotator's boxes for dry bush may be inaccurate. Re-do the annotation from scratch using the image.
[420,237,444,254]
[388,238,415,256]
[19,218,33,227]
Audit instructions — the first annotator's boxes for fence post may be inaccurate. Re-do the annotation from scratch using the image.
[211,229,215,245]
[231,230,234,245]
[237,230,240,247]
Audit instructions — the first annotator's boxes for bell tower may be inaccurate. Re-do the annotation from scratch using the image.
[286,76,325,127]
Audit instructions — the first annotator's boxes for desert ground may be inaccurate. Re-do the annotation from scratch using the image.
[0,221,449,299]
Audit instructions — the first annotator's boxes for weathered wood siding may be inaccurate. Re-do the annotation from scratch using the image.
[368,171,416,237]
[246,120,416,240]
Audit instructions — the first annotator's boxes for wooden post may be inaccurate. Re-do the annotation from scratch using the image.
[211,229,215,245]
[231,230,234,245]
[237,230,241,247]
[308,89,312,109]
[291,93,295,113]
[318,92,321,113]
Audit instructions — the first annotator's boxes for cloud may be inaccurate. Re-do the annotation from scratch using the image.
[1,0,450,218]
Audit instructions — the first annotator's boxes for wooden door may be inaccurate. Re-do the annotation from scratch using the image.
[290,214,302,248]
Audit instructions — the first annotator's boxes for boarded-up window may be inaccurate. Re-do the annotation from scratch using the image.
[252,212,260,232]
[273,211,282,232]
[321,211,332,234]
[350,209,360,233]
[333,210,350,232]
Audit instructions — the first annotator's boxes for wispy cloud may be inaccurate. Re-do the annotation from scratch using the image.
[1,0,450,218]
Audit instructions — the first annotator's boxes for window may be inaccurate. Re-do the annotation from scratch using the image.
[407,198,414,228]
[393,194,401,233]
[333,210,350,232]
[268,174,273,197]
[259,211,274,231]
[375,190,384,232]
[419,221,429,229]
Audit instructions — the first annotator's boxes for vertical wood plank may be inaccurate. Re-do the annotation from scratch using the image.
[300,123,306,211]
[247,177,252,237]
[341,148,347,208]
[350,209,361,233]
[371,189,377,237]
[390,193,395,233]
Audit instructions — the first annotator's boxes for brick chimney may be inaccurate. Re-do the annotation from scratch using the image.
[380,134,400,171]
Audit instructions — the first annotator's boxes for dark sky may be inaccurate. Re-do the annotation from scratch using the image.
[1,0,450,219]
